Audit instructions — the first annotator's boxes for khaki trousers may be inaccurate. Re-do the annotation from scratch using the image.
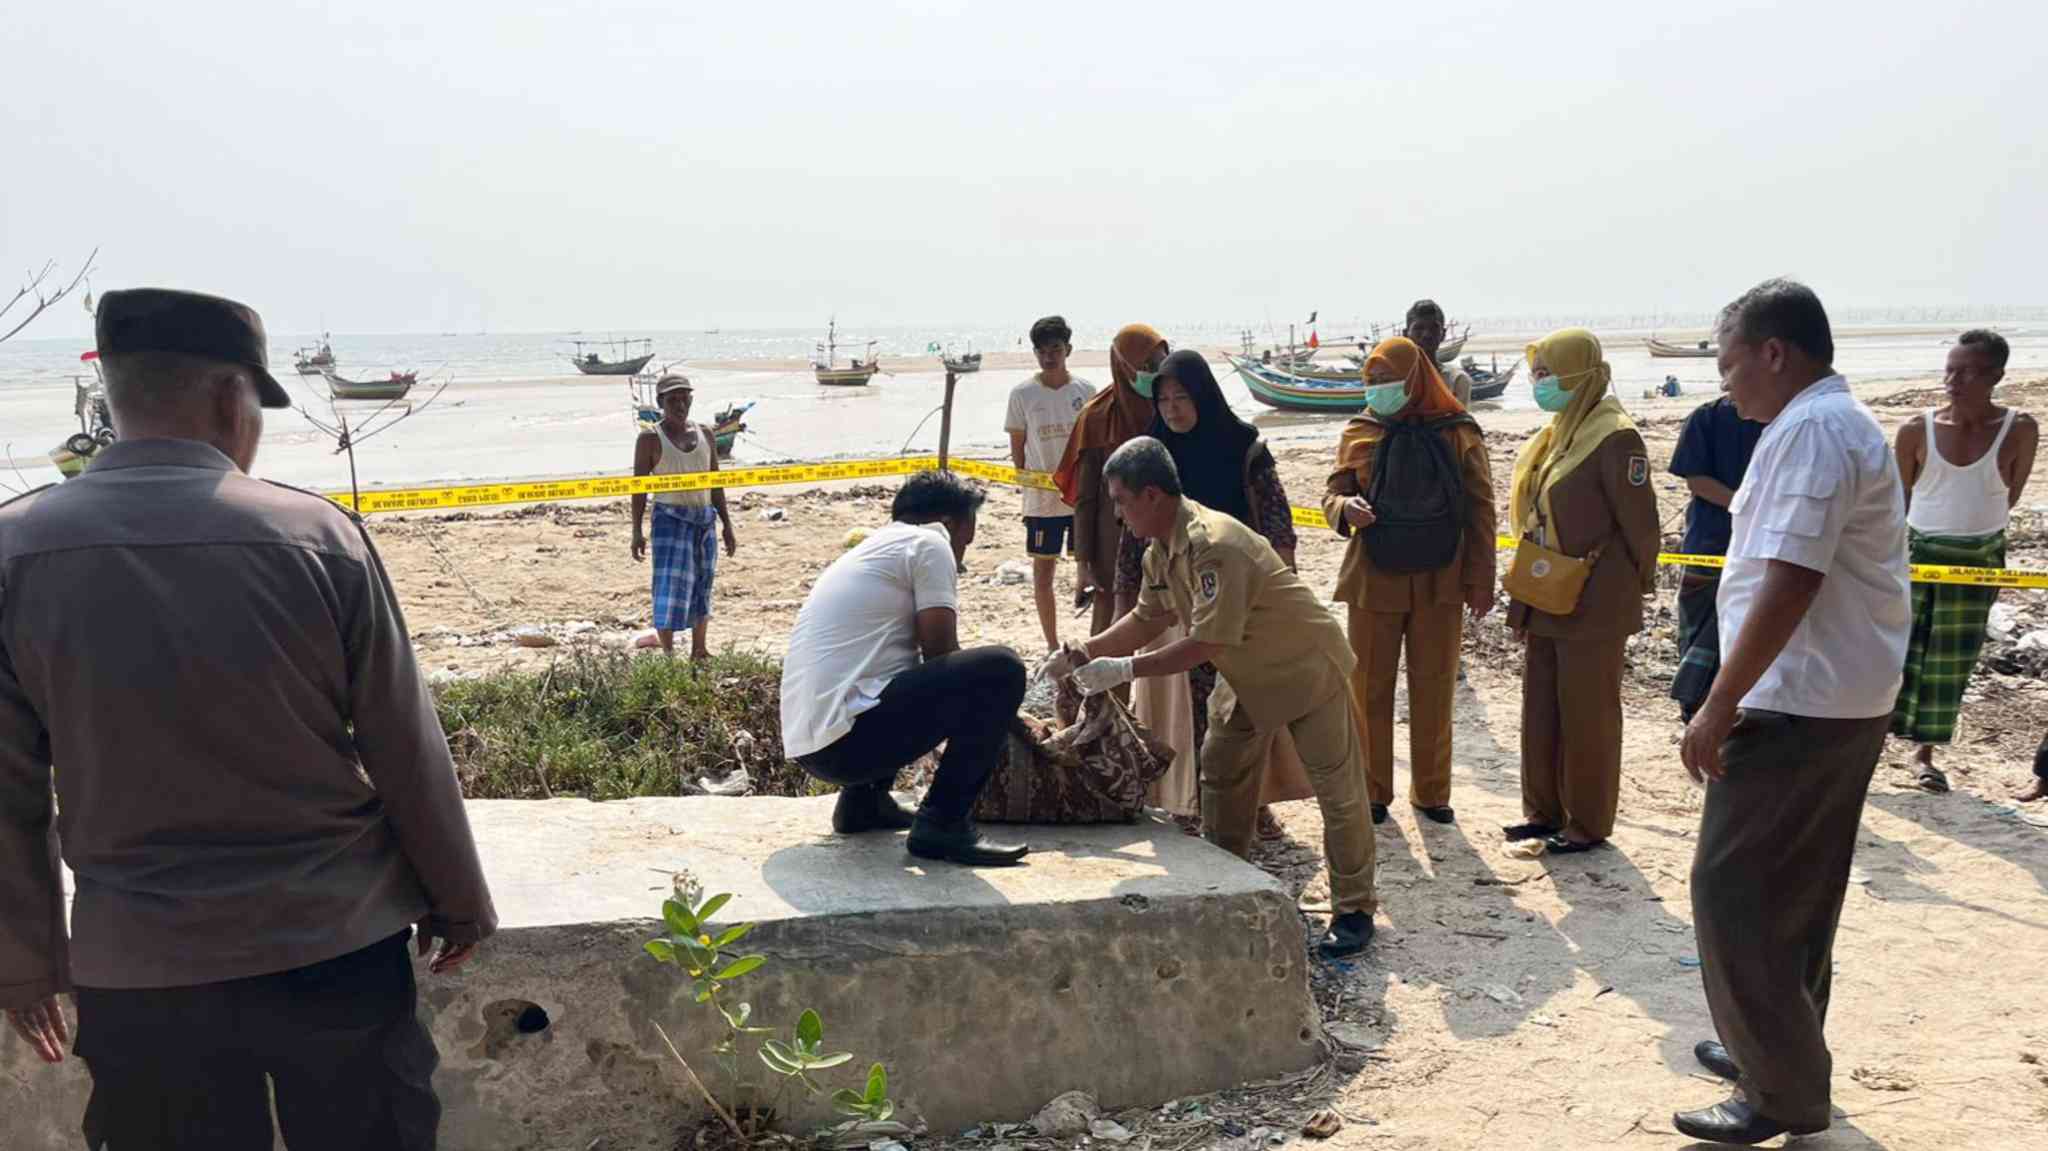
[1202,683,1378,915]
[1346,602,1463,810]
[1692,710,1886,1129]
[1520,631,1625,841]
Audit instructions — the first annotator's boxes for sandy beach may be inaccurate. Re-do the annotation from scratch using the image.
[367,371,2048,1147]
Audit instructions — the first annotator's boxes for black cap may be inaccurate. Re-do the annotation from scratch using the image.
[94,288,291,409]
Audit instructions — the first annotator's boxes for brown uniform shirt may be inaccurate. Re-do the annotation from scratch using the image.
[1133,500,1355,730]
[0,439,496,1005]
[1324,422,1499,611]
[1505,429,1663,638]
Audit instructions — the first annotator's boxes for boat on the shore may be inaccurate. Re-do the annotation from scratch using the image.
[50,351,116,478]
[630,378,752,457]
[570,338,657,376]
[1227,355,1380,412]
[941,350,982,374]
[814,319,881,386]
[1647,334,1718,358]
[325,369,418,402]
[293,336,335,375]
[1464,356,1519,402]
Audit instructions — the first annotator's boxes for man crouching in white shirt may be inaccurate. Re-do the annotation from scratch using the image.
[1672,279,1911,1145]
[779,471,1029,866]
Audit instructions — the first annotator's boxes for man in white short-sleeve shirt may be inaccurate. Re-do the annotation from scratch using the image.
[1671,280,1910,1146]
[1006,315,1097,652]
[780,471,1029,867]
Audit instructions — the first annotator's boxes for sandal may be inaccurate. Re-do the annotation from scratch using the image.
[1502,822,1557,842]
[1256,806,1286,840]
[1917,765,1951,794]
[1543,833,1606,855]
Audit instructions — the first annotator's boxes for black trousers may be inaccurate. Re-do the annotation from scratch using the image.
[1691,710,1888,1129]
[74,930,440,1151]
[2035,728,2048,781]
[796,646,1026,821]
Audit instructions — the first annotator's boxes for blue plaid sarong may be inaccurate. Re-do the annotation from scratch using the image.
[650,502,718,630]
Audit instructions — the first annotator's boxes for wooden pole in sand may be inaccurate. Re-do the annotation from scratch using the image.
[936,369,958,471]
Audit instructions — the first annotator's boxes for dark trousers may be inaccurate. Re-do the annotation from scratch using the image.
[797,646,1026,821]
[1691,710,1888,1129]
[74,930,440,1151]
[2035,729,2048,781]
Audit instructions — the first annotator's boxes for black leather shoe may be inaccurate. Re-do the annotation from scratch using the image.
[1502,822,1557,842]
[1318,912,1376,957]
[1672,1097,1825,1145]
[831,786,916,834]
[1371,803,1389,825]
[1419,805,1456,825]
[1694,1039,1741,1082]
[906,814,1029,867]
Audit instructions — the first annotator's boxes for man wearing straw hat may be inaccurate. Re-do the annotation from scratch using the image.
[632,374,738,660]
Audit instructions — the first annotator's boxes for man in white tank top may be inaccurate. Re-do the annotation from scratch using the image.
[631,376,738,659]
[1890,330,2037,793]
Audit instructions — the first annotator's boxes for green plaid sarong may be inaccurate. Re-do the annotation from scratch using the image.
[1891,528,2006,745]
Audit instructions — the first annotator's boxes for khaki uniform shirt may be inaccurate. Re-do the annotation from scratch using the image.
[1505,429,1664,638]
[0,439,496,1004]
[1134,500,1355,730]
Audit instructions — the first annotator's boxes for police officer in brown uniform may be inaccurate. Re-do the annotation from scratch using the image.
[1047,437,1378,956]
[1503,329,1662,853]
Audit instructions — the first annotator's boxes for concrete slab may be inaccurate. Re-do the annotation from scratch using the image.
[3,795,1319,1149]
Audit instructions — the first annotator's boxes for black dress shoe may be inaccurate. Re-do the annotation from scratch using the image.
[1371,803,1389,825]
[1672,1097,1825,1145]
[831,785,916,834]
[1418,805,1456,825]
[1318,912,1376,957]
[1502,822,1557,842]
[1694,1039,1741,1082]
[906,814,1029,867]
[1542,833,1607,855]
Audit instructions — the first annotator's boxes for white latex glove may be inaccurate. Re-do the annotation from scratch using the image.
[1072,655,1135,696]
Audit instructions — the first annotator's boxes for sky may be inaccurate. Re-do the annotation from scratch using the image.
[7,0,2045,340]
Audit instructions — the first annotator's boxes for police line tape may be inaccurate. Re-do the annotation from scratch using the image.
[327,455,2048,590]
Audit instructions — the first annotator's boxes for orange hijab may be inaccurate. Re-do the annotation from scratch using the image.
[1336,336,1465,470]
[1053,323,1165,503]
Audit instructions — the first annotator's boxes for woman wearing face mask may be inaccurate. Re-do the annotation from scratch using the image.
[1112,349,1312,836]
[1323,337,1497,828]
[1503,329,1662,854]
[1054,324,1168,637]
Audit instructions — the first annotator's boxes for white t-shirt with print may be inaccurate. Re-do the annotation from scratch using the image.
[1717,375,1911,719]
[780,522,959,758]
[1005,373,1096,518]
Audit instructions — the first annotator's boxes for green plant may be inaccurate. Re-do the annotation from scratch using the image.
[644,875,897,1140]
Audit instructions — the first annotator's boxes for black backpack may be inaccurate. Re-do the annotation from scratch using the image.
[1363,414,1474,573]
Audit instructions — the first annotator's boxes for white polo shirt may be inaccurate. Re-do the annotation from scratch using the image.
[1717,375,1911,719]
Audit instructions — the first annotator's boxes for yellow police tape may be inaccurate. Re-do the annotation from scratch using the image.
[328,455,2048,589]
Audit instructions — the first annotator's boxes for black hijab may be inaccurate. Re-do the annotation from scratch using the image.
[1149,349,1260,527]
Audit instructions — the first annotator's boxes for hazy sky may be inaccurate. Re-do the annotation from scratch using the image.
[9,0,2044,339]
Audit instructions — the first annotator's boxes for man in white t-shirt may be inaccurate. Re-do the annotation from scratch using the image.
[1672,279,1910,1147]
[1005,315,1097,652]
[779,471,1029,866]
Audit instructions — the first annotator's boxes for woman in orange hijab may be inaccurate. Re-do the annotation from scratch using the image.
[1053,323,1167,636]
[1322,336,1498,827]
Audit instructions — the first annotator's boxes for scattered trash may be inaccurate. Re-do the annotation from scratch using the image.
[1302,1109,1344,1140]
[1088,1119,1134,1144]
[1483,984,1523,1006]
[759,507,787,522]
[633,630,663,649]
[697,766,752,797]
[1677,955,1703,969]
[2018,629,2048,653]
[510,626,557,648]
[994,559,1031,586]
[1030,1090,1100,1138]
[1325,1021,1380,1050]
[1988,603,2018,639]
[844,527,869,549]
[1506,837,1547,859]
[1848,866,1872,885]
[869,1141,907,1151]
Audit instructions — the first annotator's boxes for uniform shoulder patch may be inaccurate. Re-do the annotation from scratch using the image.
[1627,455,1649,487]
[1198,567,1220,604]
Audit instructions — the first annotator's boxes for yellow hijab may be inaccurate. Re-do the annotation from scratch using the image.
[1509,328,1636,533]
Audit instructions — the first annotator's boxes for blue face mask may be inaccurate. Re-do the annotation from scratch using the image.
[1362,383,1408,418]
[1131,370,1158,398]
[1533,376,1572,412]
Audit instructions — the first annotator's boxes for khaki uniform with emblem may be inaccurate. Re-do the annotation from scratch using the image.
[1134,500,1377,914]
[1506,428,1662,842]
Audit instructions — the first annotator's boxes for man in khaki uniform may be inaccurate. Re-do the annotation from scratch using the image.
[1048,437,1377,955]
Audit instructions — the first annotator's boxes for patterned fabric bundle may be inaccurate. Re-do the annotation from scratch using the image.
[1892,528,2007,744]
[973,679,1175,823]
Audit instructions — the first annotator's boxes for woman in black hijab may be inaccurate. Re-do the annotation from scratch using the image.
[1113,349,1309,836]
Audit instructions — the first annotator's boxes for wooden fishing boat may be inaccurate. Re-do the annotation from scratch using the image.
[631,384,753,458]
[1228,355,1377,412]
[293,336,335,375]
[814,319,881,386]
[1646,334,1718,358]
[325,369,417,402]
[570,337,657,376]
[942,351,982,374]
[1435,331,1468,363]
[1465,357,1519,402]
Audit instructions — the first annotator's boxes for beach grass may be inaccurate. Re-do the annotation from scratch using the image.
[434,649,819,800]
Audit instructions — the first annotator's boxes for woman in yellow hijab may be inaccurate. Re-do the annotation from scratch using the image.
[1323,337,1497,827]
[1503,329,1662,854]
